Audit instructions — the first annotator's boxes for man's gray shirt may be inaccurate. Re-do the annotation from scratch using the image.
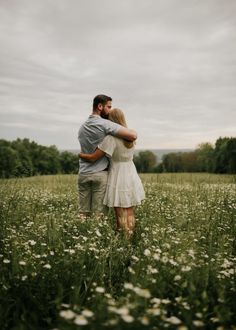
[78,115,122,174]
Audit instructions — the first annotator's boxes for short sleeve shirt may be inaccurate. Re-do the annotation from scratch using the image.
[99,135,134,162]
[78,115,122,174]
[98,135,116,158]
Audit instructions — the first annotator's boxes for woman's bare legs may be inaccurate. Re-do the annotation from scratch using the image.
[126,207,135,237]
[114,207,135,239]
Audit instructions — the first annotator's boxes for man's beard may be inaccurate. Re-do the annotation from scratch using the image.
[101,112,109,119]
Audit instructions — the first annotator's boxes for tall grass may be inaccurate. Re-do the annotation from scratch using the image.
[0,174,235,329]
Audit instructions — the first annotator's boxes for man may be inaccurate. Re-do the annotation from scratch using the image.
[78,94,137,218]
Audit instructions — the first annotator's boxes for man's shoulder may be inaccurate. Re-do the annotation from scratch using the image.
[92,116,121,130]
[95,116,114,125]
[79,115,122,138]
[83,115,107,125]
[79,116,100,130]
[79,116,90,127]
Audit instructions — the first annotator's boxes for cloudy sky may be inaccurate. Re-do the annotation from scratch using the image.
[0,0,235,150]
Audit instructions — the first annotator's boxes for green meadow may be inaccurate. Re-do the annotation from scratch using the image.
[0,173,235,330]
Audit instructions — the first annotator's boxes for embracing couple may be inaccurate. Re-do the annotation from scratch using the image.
[78,94,145,238]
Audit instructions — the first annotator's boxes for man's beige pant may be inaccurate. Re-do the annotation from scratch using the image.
[78,171,108,214]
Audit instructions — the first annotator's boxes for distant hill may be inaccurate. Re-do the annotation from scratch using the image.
[61,148,194,164]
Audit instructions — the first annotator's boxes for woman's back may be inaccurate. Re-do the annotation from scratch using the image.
[99,135,134,163]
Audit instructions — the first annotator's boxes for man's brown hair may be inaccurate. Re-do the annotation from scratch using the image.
[93,94,112,111]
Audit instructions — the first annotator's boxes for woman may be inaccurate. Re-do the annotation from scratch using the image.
[79,108,145,238]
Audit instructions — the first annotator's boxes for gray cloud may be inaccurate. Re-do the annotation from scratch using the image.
[0,0,235,149]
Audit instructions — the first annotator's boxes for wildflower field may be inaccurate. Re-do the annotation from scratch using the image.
[0,173,235,330]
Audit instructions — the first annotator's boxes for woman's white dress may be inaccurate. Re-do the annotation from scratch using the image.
[98,135,145,208]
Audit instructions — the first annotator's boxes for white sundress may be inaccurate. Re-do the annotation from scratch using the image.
[98,135,145,208]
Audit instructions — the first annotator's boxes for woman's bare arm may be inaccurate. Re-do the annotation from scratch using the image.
[79,148,105,162]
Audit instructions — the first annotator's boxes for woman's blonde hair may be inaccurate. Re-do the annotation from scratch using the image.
[108,108,134,148]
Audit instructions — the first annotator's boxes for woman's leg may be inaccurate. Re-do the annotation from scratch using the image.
[114,207,135,238]
[126,207,135,237]
[114,207,127,231]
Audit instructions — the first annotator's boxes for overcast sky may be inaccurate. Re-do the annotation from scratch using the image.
[0,0,235,150]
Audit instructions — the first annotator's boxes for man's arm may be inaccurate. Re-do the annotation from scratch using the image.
[79,149,105,162]
[115,127,137,142]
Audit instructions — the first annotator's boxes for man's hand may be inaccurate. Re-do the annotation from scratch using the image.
[116,127,137,142]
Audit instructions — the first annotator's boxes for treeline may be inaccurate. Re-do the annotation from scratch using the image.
[0,136,235,178]
[0,138,78,178]
[134,137,236,174]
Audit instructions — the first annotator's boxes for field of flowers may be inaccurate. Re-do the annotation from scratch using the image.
[0,173,235,330]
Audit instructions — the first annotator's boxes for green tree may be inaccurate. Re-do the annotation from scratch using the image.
[213,137,236,173]
[60,151,79,174]
[11,138,33,176]
[196,142,214,172]
[162,152,183,172]
[0,138,80,177]
[225,138,236,173]
[37,146,61,174]
[154,163,164,173]
[0,145,21,178]
[134,151,157,173]
[181,151,199,172]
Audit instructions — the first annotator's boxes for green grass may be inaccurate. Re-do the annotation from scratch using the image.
[0,173,235,330]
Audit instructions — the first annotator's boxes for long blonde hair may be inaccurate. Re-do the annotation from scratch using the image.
[108,108,134,148]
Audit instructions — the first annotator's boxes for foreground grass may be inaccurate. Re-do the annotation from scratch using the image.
[0,173,235,330]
